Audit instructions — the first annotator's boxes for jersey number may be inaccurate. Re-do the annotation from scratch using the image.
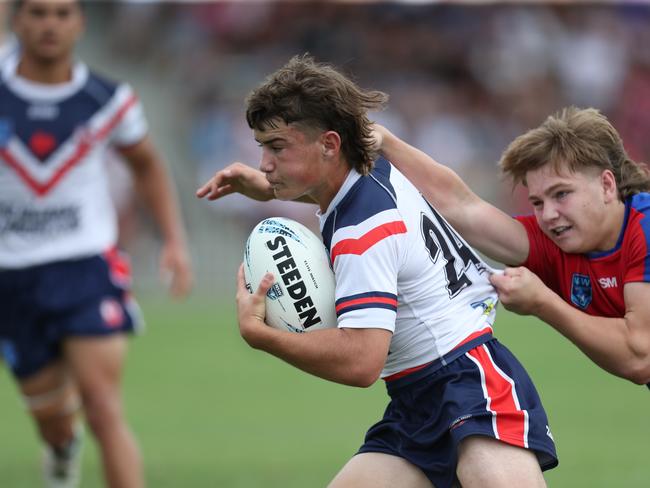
[421,206,482,298]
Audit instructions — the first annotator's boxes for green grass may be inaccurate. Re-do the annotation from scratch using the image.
[1,299,648,487]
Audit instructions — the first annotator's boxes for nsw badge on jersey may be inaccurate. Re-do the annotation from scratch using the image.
[571,273,592,309]
[0,118,13,148]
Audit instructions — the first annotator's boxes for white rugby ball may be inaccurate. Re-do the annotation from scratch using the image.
[243,217,337,333]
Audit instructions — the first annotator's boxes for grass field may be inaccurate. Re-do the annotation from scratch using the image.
[1,298,648,487]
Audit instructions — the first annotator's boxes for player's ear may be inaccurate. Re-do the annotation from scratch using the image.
[601,169,618,203]
[320,131,341,159]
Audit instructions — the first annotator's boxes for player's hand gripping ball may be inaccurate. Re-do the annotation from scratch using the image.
[243,217,337,332]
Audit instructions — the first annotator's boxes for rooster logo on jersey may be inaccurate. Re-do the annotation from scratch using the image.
[29,130,58,160]
[0,64,138,197]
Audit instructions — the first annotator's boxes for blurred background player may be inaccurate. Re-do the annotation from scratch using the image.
[372,108,650,389]
[0,1,18,63]
[0,1,192,487]
[198,54,557,488]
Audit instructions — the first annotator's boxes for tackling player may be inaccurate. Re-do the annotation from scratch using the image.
[371,108,650,389]
[0,1,192,487]
[197,54,558,488]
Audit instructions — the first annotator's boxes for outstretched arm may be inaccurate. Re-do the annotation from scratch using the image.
[491,268,650,385]
[196,162,274,202]
[375,125,529,265]
[196,162,316,204]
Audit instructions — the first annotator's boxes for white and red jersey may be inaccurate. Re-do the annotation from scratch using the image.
[319,158,498,378]
[0,58,147,268]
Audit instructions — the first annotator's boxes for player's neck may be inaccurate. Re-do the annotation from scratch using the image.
[314,165,351,213]
[599,198,627,251]
[16,55,74,84]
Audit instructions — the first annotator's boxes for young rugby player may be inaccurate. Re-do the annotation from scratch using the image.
[0,1,192,486]
[197,54,558,488]
[372,108,650,389]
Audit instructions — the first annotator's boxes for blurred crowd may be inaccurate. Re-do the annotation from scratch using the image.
[102,1,650,219]
[4,2,649,290]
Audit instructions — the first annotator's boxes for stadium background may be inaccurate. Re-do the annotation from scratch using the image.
[1,2,649,486]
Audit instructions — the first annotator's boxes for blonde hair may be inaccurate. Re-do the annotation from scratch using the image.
[499,107,650,200]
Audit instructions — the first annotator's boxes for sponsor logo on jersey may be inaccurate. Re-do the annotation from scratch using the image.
[27,104,60,120]
[598,276,618,289]
[570,273,592,309]
[0,203,79,236]
[471,297,497,316]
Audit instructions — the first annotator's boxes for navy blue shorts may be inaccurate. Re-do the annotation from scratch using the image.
[0,249,143,379]
[358,338,558,488]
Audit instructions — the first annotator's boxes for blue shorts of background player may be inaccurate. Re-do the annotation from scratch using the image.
[0,250,143,379]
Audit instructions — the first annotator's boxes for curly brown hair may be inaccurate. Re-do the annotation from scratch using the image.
[499,106,650,200]
[245,54,388,175]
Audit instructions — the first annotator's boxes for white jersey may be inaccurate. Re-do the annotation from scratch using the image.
[0,58,148,268]
[319,159,498,378]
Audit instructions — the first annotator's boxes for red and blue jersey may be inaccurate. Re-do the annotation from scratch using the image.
[517,193,650,317]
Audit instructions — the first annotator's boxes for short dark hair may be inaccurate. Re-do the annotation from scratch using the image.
[245,54,388,175]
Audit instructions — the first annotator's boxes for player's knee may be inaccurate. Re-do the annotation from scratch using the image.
[81,389,124,437]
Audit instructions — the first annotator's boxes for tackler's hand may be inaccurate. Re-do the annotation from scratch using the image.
[489,266,548,316]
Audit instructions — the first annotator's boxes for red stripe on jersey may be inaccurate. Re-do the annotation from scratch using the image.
[453,326,493,350]
[1,94,138,196]
[384,329,493,382]
[94,94,139,141]
[467,345,528,448]
[330,220,407,263]
[0,147,50,195]
[335,295,398,313]
[383,361,432,382]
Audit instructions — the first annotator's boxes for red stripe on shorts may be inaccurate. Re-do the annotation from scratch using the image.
[467,345,528,448]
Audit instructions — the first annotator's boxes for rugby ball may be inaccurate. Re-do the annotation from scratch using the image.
[243,217,337,333]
